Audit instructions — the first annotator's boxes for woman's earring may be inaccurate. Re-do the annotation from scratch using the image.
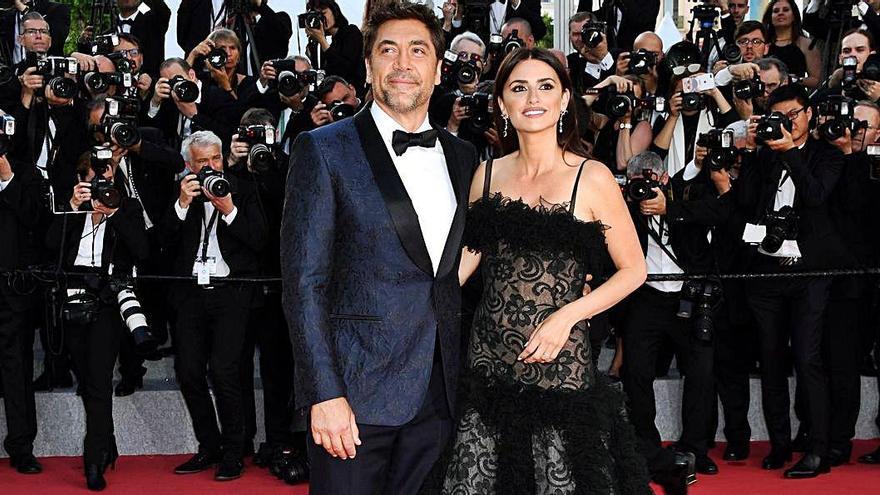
[502,114,509,137]
[558,109,568,134]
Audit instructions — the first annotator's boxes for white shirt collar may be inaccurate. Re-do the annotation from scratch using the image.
[370,103,433,148]
[119,1,151,22]
[584,52,614,79]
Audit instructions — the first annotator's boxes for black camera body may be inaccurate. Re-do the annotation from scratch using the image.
[99,115,140,148]
[106,52,135,74]
[0,114,15,156]
[487,33,503,55]
[733,75,765,100]
[816,95,860,141]
[755,112,793,142]
[678,279,722,343]
[328,100,356,121]
[441,50,482,89]
[237,124,276,173]
[207,47,227,69]
[194,167,230,198]
[33,55,78,99]
[692,1,719,30]
[105,96,140,117]
[625,176,663,202]
[581,21,606,49]
[503,29,525,54]
[83,70,134,93]
[271,58,320,96]
[628,49,657,76]
[298,10,325,29]
[89,34,119,56]
[169,75,199,103]
[459,91,492,133]
[87,145,122,208]
[605,87,639,118]
[761,206,799,253]
[681,92,706,112]
[721,43,742,64]
[698,129,737,171]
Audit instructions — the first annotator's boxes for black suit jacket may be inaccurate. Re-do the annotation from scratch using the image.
[0,159,45,311]
[0,1,70,59]
[306,23,366,93]
[732,139,855,271]
[143,82,240,149]
[110,0,171,77]
[121,127,186,225]
[584,0,660,52]
[506,0,547,41]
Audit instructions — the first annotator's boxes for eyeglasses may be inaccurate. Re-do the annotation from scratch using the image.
[672,63,701,76]
[120,48,141,58]
[23,28,50,37]
[783,106,808,120]
[736,38,766,47]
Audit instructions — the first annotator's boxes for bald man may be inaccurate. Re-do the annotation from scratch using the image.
[616,32,664,94]
[500,17,535,49]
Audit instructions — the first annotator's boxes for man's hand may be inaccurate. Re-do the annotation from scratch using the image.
[173,91,198,119]
[764,124,796,153]
[259,61,277,87]
[711,168,732,194]
[0,154,14,181]
[70,52,98,73]
[712,60,729,75]
[78,25,95,44]
[745,116,759,149]
[228,134,248,167]
[639,190,666,215]
[152,77,172,105]
[858,79,880,101]
[615,52,631,76]
[178,174,201,209]
[19,67,43,92]
[694,144,708,169]
[137,73,153,93]
[311,102,333,126]
[728,63,760,81]
[204,187,234,216]
[447,97,467,133]
[311,397,361,459]
[70,182,92,211]
[597,75,633,93]
[92,199,118,217]
[829,127,854,155]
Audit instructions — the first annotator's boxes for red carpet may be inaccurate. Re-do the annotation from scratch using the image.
[2,441,878,494]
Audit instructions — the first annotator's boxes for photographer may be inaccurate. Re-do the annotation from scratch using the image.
[186,29,256,104]
[821,28,880,101]
[430,33,485,128]
[309,75,362,128]
[0,11,52,111]
[733,83,851,478]
[0,128,45,475]
[177,0,293,76]
[45,149,150,491]
[226,107,305,474]
[586,75,655,173]
[161,130,267,481]
[255,55,317,153]
[146,57,239,149]
[712,21,769,75]
[111,33,154,102]
[615,32,664,95]
[568,13,620,98]
[582,0,660,51]
[303,0,366,95]
[0,1,69,63]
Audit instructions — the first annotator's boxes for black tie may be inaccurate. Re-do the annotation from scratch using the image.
[391,129,438,156]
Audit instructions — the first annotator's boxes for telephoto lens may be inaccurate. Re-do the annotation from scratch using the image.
[196,167,231,197]
[169,75,199,103]
[117,287,158,355]
[48,76,77,99]
[89,177,122,208]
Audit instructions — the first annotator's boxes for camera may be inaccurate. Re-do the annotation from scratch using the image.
[115,284,158,355]
[680,92,705,112]
[270,58,319,96]
[581,20,606,49]
[328,100,355,121]
[692,0,719,30]
[755,112,793,142]
[868,144,880,180]
[487,33,503,55]
[638,94,667,114]
[98,115,140,148]
[195,167,230,198]
[440,50,482,89]
[721,43,742,64]
[169,75,199,103]
[105,96,140,117]
[677,279,722,343]
[269,448,310,485]
[459,92,492,133]
[0,114,15,156]
[733,75,765,100]
[816,95,859,141]
[628,49,657,76]
[761,206,798,253]
[207,47,227,69]
[87,146,122,209]
[841,55,859,89]
[237,124,276,172]
[83,70,134,93]
[88,34,119,56]
[605,87,638,119]
[34,55,79,99]
[697,129,737,171]
[503,29,525,54]
[841,53,880,97]
[624,175,662,202]
[106,52,134,74]
[298,10,325,29]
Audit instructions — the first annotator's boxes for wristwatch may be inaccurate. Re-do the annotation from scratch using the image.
[619,122,633,130]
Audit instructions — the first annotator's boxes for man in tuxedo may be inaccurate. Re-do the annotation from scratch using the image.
[177,0,292,76]
[0,11,50,111]
[145,57,239,149]
[0,0,69,62]
[503,0,546,42]
[0,144,44,475]
[577,0,660,52]
[112,0,171,77]
[281,3,478,493]
[162,130,267,481]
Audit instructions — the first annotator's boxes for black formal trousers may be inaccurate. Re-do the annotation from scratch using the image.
[746,276,831,456]
[622,285,715,472]
[241,291,296,447]
[308,348,452,495]
[823,290,866,453]
[713,284,754,449]
[65,304,124,465]
[173,284,250,457]
[0,294,37,457]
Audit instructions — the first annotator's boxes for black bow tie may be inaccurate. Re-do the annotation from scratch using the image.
[119,19,134,27]
[391,129,438,156]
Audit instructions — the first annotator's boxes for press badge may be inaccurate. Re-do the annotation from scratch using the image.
[194,257,218,285]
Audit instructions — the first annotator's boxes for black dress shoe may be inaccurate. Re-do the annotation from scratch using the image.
[215,454,244,481]
[254,442,280,468]
[10,454,42,474]
[723,443,750,461]
[695,454,718,475]
[654,451,694,495]
[828,447,851,467]
[85,464,106,491]
[784,453,830,479]
[791,429,811,453]
[174,451,221,474]
[114,375,144,397]
[762,448,792,470]
[857,446,880,464]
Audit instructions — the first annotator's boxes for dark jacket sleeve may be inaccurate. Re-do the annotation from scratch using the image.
[779,144,842,207]
[322,24,366,88]
[254,4,293,62]
[107,199,150,263]
[0,163,42,229]
[137,127,185,173]
[667,171,733,227]
[280,131,345,406]
[222,188,268,254]
[46,2,71,57]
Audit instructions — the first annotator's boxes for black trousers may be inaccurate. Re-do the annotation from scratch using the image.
[65,304,124,465]
[747,276,831,456]
[173,285,250,457]
[0,295,37,458]
[713,283,755,449]
[308,350,452,495]
[622,285,715,473]
[241,291,296,446]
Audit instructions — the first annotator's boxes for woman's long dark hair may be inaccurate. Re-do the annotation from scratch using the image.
[493,48,591,161]
[308,0,349,28]
[762,0,804,44]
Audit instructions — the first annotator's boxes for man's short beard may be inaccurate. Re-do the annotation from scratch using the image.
[377,86,430,114]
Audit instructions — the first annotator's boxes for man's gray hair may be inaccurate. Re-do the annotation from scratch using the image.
[293,54,312,69]
[756,57,789,83]
[450,31,486,58]
[20,11,47,32]
[627,151,666,179]
[181,131,222,162]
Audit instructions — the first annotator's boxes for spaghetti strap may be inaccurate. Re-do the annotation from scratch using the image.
[569,159,588,213]
[482,158,494,200]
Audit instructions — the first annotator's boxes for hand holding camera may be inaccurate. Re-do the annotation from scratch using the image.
[260,60,278,87]
[310,102,333,126]
[639,189,667,216]
[228,134,250,168]
[0,155,11,182]
[18,66,43,92]
[754,113,795,152]
[447,97,468,133]
[70,182,93,211]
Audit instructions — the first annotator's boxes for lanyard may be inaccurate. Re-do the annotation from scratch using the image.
[200,208,220,261]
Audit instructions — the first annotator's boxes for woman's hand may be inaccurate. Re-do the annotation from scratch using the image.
[70,182,92,211]
[518,307,579,364]
[209,63,233,92]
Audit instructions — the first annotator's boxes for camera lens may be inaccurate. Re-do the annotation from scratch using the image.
[110,122,140,148]
[49,77,77,99]
[208,48,227,69]
[203,174,230,197]
[608,94,633,118]
[329,101,355,121]
[721,43,742,64]
[819,119,847,141]
[681,93,703,112]
[277,71,303,97]
[172,78,199,103]
[249,143,273,172]
[626,178,658,202]
[84,72,108,92]
[457,65,477,85]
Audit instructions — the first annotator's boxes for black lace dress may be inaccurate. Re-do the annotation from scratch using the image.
[439,160,651,494]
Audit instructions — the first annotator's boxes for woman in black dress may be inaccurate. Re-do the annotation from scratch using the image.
[762,0,821,89]
[440,47,652,494]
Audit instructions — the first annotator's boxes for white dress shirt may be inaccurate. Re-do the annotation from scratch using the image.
[0,174,13,191]
[36,117,56,180]
[370,104,456,275]
[584,52,615,80]
[645,216,684,293]
[117,1,151,33]
[74,214,107,268]
[175,199,237,278]
[118,156,153,229]
[773,142,806,211]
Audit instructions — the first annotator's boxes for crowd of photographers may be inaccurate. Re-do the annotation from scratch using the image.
[1,0,880,492]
